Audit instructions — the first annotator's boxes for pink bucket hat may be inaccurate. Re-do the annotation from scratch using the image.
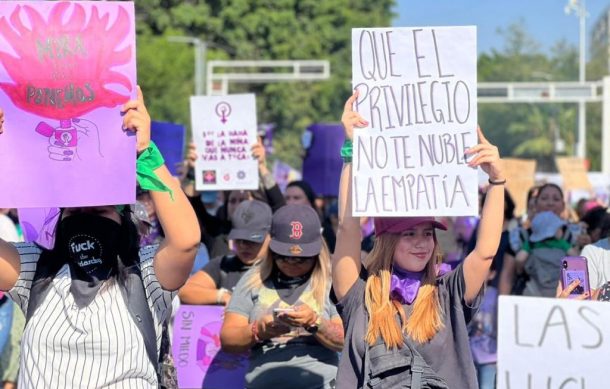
[374,216,447,237]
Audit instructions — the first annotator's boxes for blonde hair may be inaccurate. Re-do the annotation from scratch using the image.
[364,234,444,348]
[244,240,331,308]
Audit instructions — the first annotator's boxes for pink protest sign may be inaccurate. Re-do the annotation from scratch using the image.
[18,207,60,249]
[0,1,137,208]
[173,305,248,389]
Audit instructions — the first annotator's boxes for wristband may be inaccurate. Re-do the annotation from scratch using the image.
[488,178,507,186]
[137,141,174,200]
[216,288,228,304]
[304,313,320,334]
[340,139,353,163]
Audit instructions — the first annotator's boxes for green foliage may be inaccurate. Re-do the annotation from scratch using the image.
[477,21,603,171]
[130,0,394,168]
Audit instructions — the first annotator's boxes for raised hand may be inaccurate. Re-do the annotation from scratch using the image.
[121,85,151,154]
[341,90,368,141]
[465,126,504,182]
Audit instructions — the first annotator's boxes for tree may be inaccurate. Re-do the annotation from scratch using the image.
[478,22,584,171]
[130,0,395,168]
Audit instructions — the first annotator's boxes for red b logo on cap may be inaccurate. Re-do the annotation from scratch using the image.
[289,221,303,239]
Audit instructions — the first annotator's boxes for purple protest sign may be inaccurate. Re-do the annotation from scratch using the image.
[172,305,248,389]
[302,123,344,197]
[18,207,60,249]
[258,122,275,154]
[272,159,301,193]
[151,121,186,176]
[0,1,137,208]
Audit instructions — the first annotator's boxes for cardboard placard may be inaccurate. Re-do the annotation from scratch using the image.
[351,26,478,216]
[172,305,248,389]
[555,157,592,191]
[190,94,258,191]
[497,296,608,389]
[502,158,536,217]
[0,1,137,207]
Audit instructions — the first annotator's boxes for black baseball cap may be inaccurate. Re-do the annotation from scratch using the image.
[269,204,322,257]
[228,200,272,243]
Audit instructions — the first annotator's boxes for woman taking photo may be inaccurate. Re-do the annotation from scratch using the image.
[221,204,344,389]
[0,89,201,388]
[332,92,505,389]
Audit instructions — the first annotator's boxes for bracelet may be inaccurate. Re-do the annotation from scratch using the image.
[340,139,353,163]
[488,178,507,186]
[251,320,263,344]
[137,141,175,200]
[216,288,228,304]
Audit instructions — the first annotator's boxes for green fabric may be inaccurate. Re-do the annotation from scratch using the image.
[136,141,174,200]
[523,238,572,253]
[340,139,352,163]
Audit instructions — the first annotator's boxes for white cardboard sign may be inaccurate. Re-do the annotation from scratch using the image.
[351,26,478,216]
[190,94,259,191]
[497,296,609,389]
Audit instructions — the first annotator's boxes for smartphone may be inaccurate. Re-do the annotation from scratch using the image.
[560,256,591,299]
[272,307,295,321]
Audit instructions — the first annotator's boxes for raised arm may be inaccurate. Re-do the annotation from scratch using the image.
[122,87,200,291]
[251,138,285,211]
[0,109,21,291]
[331,91,369,300]
[463,127,505,303]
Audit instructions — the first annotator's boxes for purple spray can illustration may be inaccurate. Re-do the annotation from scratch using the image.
[36,119,78,148]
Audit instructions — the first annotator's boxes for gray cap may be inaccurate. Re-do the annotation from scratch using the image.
[228,200,272,243]
[530,211,567,242]
[269,204,322,257]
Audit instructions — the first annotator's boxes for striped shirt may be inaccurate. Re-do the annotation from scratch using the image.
[8,242,176,389]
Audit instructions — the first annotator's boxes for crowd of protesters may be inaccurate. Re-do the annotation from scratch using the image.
[0,86,608,389]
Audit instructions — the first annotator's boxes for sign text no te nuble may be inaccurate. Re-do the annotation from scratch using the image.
[351,26,478,217]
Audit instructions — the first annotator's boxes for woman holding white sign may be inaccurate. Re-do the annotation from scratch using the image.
[0,91,201,388]
[332,91,505,389]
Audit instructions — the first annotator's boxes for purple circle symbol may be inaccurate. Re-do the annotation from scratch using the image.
[215,102,232,124]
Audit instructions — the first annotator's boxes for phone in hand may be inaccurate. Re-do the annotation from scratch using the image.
[560,256,591,299]
[272,307,295,321]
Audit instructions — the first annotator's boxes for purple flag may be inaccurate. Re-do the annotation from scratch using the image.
[173,305,248,389]
[151,121,186,176]
[0,1,137,208]
[301,123,344,197]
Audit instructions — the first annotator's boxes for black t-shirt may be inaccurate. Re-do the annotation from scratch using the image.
[202,254,252,291]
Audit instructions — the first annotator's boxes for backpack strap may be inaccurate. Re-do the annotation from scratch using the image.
[407,342,424,389]
[362,339,370,389]
[119,263,160,377]
[26,251,63,323]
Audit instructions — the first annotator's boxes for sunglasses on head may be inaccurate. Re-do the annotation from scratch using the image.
[272,253,316,264]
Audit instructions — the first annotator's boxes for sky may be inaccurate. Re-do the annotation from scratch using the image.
[393,0,609,58]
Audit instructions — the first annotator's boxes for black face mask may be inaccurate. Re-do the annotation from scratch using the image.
[57,213,122,307]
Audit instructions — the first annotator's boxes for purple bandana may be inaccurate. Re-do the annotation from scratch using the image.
[390,263,452,305]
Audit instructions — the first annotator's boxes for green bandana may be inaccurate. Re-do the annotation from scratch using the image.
[136,141,174,200]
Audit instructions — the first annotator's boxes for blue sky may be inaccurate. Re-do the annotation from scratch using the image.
[393,0,609,57]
